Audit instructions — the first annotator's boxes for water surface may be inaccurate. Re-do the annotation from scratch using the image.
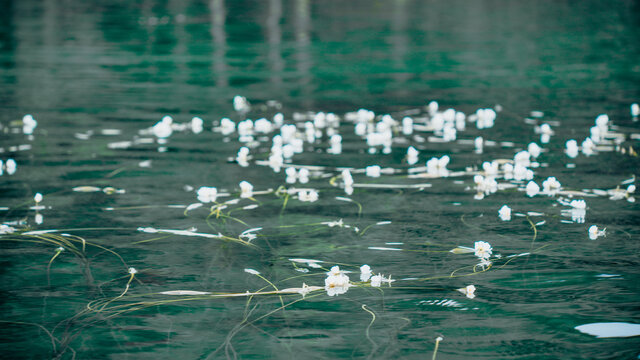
[1,0,639,359]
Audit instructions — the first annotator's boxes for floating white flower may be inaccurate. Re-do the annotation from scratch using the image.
[528,142,542,158]
[526,181,540,197]
[632,103,640,117]
[34,193,43,204]
[239,181,253,198]
[474,241,492,260]
[128,267,138,275]
[474,136,484,154]
[328,134,342,154]
[595,114,609,131]
[342,169,354,187]
[197,186,217,203]
[298,168,310,184]
[582,137,595,156]
[569,199,586,209]
[220,117,235,135]
[326,265,343,277]
[254,118,273,133]
[402,116,413,135]
[285,167,298,184]
[407,146,419,165]
[542,176,561,196]
[588,225,606,240]
[565,139,579,158]
[233,95,250,112]
[325,267,350,296]
[370,274,383,287]
[22,114,38,135]
[365,165,381,178]
[35,213,43,225]
[191,117,204,134]
[236,147,250,167]
[426,155,450,177]
[153,116,173,139]
[360,264,372,282]
[298,190,319,202]
[498,205,512,221]
[514,150,531,167]
[457,285,476,299]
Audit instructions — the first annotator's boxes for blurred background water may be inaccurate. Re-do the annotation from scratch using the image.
[1,0,639,359]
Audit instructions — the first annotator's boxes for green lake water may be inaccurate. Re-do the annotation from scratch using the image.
[1,0,640,359]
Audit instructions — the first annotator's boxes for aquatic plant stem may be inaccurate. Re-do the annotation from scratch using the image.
[432,336,443,360]
[361,304,378,359]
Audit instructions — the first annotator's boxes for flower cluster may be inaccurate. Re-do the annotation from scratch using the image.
[325,266,351,296]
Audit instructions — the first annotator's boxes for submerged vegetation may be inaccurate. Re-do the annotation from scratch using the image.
[1,97,639,359]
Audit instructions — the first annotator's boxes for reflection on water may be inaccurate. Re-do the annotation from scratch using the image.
[1,0,640,359]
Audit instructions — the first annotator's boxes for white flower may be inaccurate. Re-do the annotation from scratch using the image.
[407,146,419,165]
[4,159,17,175]
[474,241,492,260]
[539,123,553,135]
[34,193,43,203]
[542,177,561,196]
[632,103,640,117]
[254,118,272,133]
[365,165,381,178]
[582,137,595,156]
[474,136,484,153]
[128,267,138,275]
[220,117,235,135]
[22,114,37,134]
[528,143,542,158]
[370,274,383,287]
[342,169,354,187]
[56,246,65,252]
[402,117,413,135]
[233,95,250,112]
[35,213,43,225]
[514,150,531,167]
[526,181,540,197]
[239,181,253,198]
[153,116,173,138]
[236,147,250,167]
[196,186,218,203]
[457,285,476,299]
[326,265,342,277]
[244,268,260,275]
[298,190,319,202]
[498,205,511,221]
[426,155,450,177]
[565,139,579,158]
[298,168,310,184]
[588,225,606,240]
[360,264,372,282]
[191,117,204,134]
[569,199,586,209]
[324,271,350,297]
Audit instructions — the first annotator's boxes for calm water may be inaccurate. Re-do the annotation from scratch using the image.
[1,0,640,359]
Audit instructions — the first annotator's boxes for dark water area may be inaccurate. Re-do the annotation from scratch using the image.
[1,0,639,359]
